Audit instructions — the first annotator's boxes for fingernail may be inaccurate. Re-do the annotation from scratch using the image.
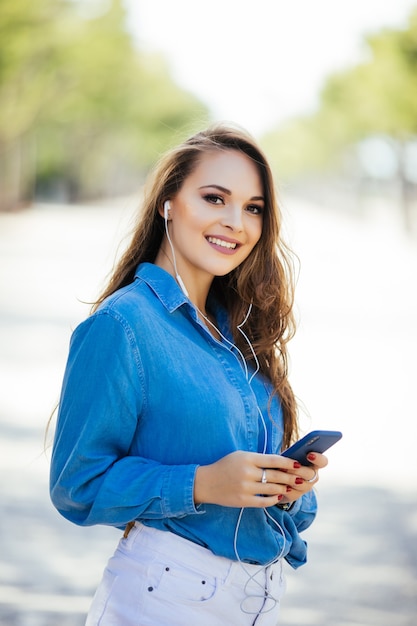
[293,461,301,469]
[307,453,316,462]
[286,486,292,492]
[277,494,283,501]
[295,477,304,485]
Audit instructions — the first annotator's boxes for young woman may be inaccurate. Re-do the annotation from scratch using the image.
[50,123,328,625]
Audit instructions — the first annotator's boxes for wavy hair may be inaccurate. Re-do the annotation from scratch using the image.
[93,123,299,448]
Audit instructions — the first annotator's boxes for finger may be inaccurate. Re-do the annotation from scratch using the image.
[306,468,319,484]
[286,465,320,483]
[266,468,320,493]
[285,453,328,477]
[255,453,303,472]
[260,468,301,489]
[306,452,328,469]
[248,495,286,508]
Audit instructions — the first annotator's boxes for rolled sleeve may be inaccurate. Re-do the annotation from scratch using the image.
[161,465,203,517]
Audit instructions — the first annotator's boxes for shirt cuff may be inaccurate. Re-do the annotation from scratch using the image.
[161,465,204,517]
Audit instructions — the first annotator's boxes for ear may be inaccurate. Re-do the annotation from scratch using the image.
[157,200,171,219]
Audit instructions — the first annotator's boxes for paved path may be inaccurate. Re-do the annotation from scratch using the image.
[1,199,416,625]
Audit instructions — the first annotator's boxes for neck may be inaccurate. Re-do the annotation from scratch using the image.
[155,254,219,340]
[154,241,212,311]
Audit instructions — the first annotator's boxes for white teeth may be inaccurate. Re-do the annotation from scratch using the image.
[207,236,237,249]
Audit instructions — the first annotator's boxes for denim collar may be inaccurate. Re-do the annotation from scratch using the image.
[135,263,189,313]
[135,263,233,343]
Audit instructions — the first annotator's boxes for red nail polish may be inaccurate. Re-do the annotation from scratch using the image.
[307,453,316,462]
[277,494,283,501]
[293,461,301,469]
[286,486,292,492]
[295,477,304,485]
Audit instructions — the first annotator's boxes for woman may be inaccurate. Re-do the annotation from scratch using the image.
[50,123,328,625]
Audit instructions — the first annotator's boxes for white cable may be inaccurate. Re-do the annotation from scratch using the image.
[233,506,286,617]
[164,211,287,618]
[185,280,287,617]
[164,209,189,298]
[237,303,259,384]
[234,304,287,617]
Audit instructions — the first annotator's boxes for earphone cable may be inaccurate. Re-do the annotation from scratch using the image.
[164,210,287,616]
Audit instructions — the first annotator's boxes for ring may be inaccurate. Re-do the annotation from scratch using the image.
[261,469,267,484]
[307,470,318,483]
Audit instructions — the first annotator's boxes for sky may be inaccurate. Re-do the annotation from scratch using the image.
[126,0,417,136]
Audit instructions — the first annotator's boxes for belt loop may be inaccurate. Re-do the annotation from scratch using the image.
[123,521,135,539]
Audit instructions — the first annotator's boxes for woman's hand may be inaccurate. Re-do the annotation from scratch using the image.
[194,450,328,508]
[277,451,328,506]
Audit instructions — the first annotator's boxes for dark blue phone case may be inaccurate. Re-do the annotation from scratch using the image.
[281,430,343,466]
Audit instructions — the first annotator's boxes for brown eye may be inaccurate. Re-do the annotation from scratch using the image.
[246,204,263,215]
[203,194,223,205]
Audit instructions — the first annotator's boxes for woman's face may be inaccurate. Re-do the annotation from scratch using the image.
[161,149,264,292]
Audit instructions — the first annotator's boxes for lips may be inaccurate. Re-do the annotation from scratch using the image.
[206,236,239,250]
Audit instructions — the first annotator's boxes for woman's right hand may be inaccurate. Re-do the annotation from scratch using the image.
[193,450,325,508]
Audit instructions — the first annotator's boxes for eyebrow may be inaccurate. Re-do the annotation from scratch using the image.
[198,184,264,202]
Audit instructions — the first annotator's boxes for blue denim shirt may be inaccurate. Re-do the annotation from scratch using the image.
[50,263,317,568]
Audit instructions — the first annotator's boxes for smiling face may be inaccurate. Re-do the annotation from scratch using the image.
[156,149,264,303]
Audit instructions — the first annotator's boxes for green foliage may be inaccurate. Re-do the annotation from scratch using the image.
[0,0,67,141]
[0,0,209,208]
[262,6,417,180]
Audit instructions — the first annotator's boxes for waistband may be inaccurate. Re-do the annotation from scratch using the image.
[120,522,281,586]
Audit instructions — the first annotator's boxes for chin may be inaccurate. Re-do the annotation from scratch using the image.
[209,265,239,278]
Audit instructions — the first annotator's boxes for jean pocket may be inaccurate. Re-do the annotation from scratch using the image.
[147,560,218,604]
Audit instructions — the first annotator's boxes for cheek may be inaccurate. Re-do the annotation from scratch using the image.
[241,227,262,265]
[180,203,208,231]
[249,220,263,246]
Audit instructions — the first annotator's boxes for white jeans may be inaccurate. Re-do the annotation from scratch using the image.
[86,522,286,626]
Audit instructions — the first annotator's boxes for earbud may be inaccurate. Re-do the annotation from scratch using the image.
[163,200,170,221]
[162,199,189,298]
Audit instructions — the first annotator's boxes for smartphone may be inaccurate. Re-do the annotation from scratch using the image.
[281,430,343,466]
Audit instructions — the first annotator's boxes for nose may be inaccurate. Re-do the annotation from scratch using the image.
[221,204,244,232]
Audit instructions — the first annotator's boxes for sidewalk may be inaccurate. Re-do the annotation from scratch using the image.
[1,199,416,625]
[282,485,417,626]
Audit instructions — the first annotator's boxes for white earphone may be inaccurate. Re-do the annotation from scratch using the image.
[162,193,283,614]
[163,200,170,221]
[163,199,190,298]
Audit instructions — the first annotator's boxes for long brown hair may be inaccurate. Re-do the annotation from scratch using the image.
[93,123,299,448]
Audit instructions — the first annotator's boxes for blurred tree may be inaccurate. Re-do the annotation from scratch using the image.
[0,0,209,210]
[0,0,67,208]
[319,12,417,228]
[262,6,417,228]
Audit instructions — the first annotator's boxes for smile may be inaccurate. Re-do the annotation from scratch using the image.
[206,236,238,250]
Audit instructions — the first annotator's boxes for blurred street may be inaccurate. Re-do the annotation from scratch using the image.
[0,196,416,625]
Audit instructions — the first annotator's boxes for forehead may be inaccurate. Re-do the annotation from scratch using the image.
[184,149,263,196]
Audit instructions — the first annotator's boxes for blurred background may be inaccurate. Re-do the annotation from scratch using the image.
[1,1,416,624]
